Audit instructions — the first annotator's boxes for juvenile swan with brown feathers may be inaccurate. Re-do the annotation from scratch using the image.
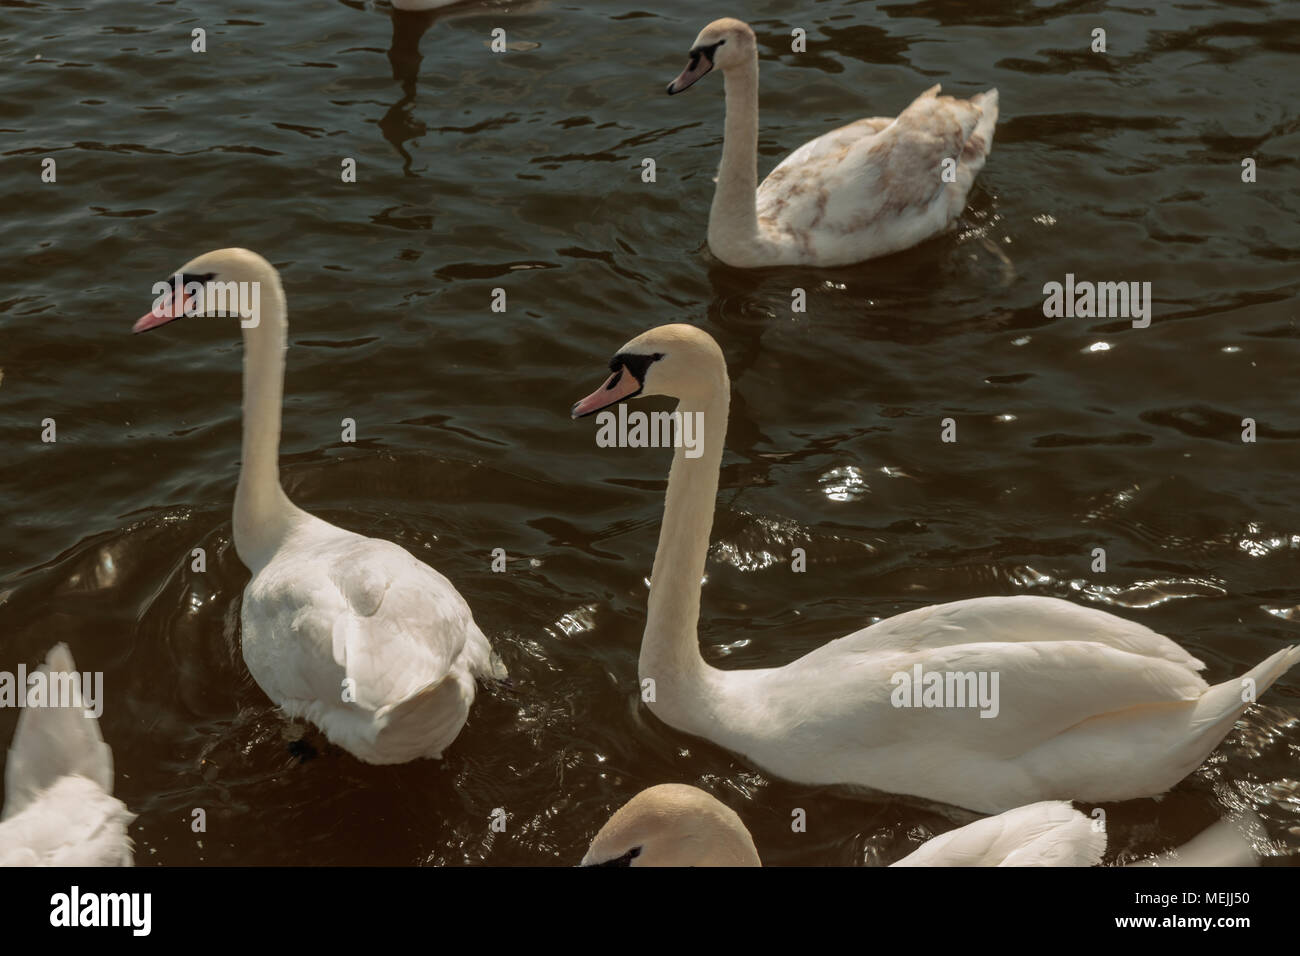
[666,18,999,268]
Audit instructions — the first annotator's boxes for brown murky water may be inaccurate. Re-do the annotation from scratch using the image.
[1,0,1298,865]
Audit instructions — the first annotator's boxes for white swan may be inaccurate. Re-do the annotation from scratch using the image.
[581,785,1256,867]
[890,801,1104,867]
[133,248,504,764]
[571,324,1300,813]
[665,18,998,268]
[0,645,134,866]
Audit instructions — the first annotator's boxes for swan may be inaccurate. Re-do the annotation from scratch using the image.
[570,324,1300,813]
[0,645,134,866]
[665,18,998,268]
[581,784,1256,867]
[132,248,504,764]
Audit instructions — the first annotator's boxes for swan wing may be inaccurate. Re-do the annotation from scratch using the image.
[891,801,1104,867]
[829,595,1205,670]
[756,85,991,244]
[778,636,1209,766]
[245,530,484,713]
[760,116,893,186]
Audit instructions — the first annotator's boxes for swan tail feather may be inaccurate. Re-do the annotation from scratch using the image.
[962,88,998,164]
[1195,645,1299,728]
[464,625,508,682]
[2,644,114,820]
[1174,646,1300,775]
[371,673,473,762]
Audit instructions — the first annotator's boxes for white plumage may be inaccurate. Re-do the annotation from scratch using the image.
[134,248,503,764]
[0,645,134,867]
[703,594,1298,812]
[891,802,1104,867]
[571,324,1300,813]
[241,515,503,763]
[582,786,1257,868]
[667,19,997,268]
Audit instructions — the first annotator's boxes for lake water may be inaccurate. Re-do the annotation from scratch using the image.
[1,0,1298,865]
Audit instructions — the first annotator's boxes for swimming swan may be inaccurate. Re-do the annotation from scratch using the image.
[570,324,1299,813]
[665,18,998,268]
[133,248,503,764]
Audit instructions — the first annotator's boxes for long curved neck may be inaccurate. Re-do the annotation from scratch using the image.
[708,56,761,251]
[233,276,294,571]
[640,376,730,718]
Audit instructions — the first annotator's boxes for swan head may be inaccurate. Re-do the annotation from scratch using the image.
[666,18,756,94]
[580,784,761,867]
[132,248,278,333]
[570,323,725,418]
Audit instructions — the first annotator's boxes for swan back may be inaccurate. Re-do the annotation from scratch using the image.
[891,801,1104,866]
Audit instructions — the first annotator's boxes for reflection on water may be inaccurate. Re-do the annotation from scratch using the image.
[0,0,1298,865]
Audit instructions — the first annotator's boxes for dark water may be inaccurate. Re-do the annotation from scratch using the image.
[1,0,1298,865]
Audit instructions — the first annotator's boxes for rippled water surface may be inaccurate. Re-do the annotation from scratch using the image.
[2,0,1299,865]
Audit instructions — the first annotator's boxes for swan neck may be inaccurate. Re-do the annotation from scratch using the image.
[233,279,293,569]
[709,58,761,249]
[641,379,730,709]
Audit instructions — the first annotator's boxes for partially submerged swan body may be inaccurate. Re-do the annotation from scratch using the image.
[666,18,998,268]
[0,645,134,866]
[133,249,503,764]
[581,785,1257,867]
[891,801,1104,867]
[571,324,1300,813]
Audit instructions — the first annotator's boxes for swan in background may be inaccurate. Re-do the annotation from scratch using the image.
[581,785,1258,867]
[133,248,504,764]
[666,18,998,268]
[570,324,1300,813]
[0,645,134,866]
